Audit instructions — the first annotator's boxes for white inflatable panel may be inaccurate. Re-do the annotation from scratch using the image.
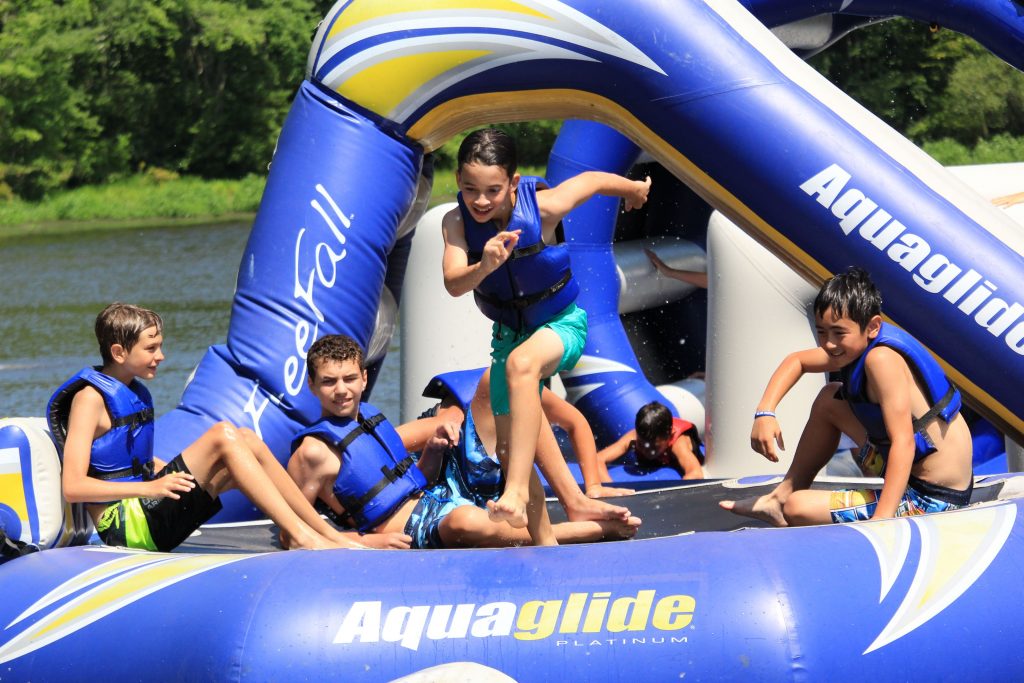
[704,213,821,478]
[0,417,91,548]
[614,236,706,314]
[400,203,492,422]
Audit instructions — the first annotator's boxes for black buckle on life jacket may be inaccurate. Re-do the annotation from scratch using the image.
[88,457,154,481]
[343,455,419,515]
[110,407,155,431]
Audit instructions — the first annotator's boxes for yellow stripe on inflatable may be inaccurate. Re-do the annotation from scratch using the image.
[0,473,28,520]
[326,0,550,40]
[338,50,491,119]
[36,554,243,638]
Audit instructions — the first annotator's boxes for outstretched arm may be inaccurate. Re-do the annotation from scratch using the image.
[993,191,1024,208]
[646,248,708,289]
[597,430,637,469]
[538,172,651,226]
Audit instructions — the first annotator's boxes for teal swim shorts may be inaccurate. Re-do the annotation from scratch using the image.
[488,303,587,416]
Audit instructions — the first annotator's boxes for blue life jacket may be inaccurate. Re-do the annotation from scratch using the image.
[459,176,579,332]
[47,367,155,483]
[422,368,486,412]
[290,403,427,532]
[839,323,961,461]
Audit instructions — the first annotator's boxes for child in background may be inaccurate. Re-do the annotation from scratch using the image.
[440,128,650,543]
[596,401,704,480]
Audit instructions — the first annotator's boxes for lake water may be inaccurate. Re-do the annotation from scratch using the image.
[0,222,401,422]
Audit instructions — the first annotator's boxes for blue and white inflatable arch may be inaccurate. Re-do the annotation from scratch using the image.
[154,0,1024,520]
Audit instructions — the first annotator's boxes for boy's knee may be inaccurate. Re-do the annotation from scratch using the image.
[505,352,537,383]
[207,421,240,449]
[809,383,843,416]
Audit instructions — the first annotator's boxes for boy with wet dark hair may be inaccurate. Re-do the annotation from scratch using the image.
[596,401,704,480]
[721,267,973,526]
[51,302,357,552]
[441,127,651,544]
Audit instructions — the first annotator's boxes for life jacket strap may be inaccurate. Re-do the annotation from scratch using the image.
[110,407,154,430]
[88,458,154,481]
[475,270,572,312]
[911,384,956,433]
[337,413,386,453]
[340,455,418,515]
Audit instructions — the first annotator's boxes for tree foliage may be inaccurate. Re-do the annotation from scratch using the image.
[0,0,319,199]
[810,18,1024,156]
[1,7,1021,201]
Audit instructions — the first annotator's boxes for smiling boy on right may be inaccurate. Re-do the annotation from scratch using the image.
[721,266,973,526]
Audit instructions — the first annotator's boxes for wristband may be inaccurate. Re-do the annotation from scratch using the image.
[754,411,776,419]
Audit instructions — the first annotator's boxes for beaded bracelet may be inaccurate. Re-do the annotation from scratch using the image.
[753,411,776,419]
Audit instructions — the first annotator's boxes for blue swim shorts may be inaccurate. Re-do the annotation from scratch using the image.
[404,485,477,549]
[829,475,972,524]
[489,303,588,416]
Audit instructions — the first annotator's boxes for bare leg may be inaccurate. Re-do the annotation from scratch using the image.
[721,383,865,527]
[240,429,370,549]
[487,330,562,535]
[534,417,632,523]
[181,422,337,550]
[441,505,642,548]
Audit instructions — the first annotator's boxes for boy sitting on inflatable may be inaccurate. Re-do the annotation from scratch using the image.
[286,335,640,548]
[50,303,362,552]
[596,401,704,480]
[722,267,973,526]
[440,127,650,544]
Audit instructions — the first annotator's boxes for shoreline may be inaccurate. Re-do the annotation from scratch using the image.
[0,174,462,244]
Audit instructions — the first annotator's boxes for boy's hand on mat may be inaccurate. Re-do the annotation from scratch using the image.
[147,471,196,500]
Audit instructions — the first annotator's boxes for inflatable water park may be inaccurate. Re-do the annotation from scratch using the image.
[2,0,1024,680]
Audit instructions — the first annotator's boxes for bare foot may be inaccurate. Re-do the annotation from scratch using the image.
[285,529,337,550]
[487,493,529,529]
[597,515,643,540]
[720,495,788,527]
[566,494,631,523]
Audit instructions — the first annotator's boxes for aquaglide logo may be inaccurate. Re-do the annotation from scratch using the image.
[800,164,1024,356]
[333,589,696,651]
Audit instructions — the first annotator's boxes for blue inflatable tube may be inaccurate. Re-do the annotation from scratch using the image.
[154,0,1024,518]
[0,490,1021,681]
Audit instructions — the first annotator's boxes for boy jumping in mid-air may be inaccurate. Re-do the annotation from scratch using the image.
[721,267,973,526]
[50,303,370,552]
[440,127,650,544]
[596,401,704,480]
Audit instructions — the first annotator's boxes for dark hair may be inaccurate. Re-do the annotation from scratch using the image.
[306,334,365,380]
[813,266,882,330]
[457,128,517,179]
[95,303,163,365]
[635,401,673,444]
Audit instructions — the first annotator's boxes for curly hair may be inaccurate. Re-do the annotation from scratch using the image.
[305,334,365,381]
